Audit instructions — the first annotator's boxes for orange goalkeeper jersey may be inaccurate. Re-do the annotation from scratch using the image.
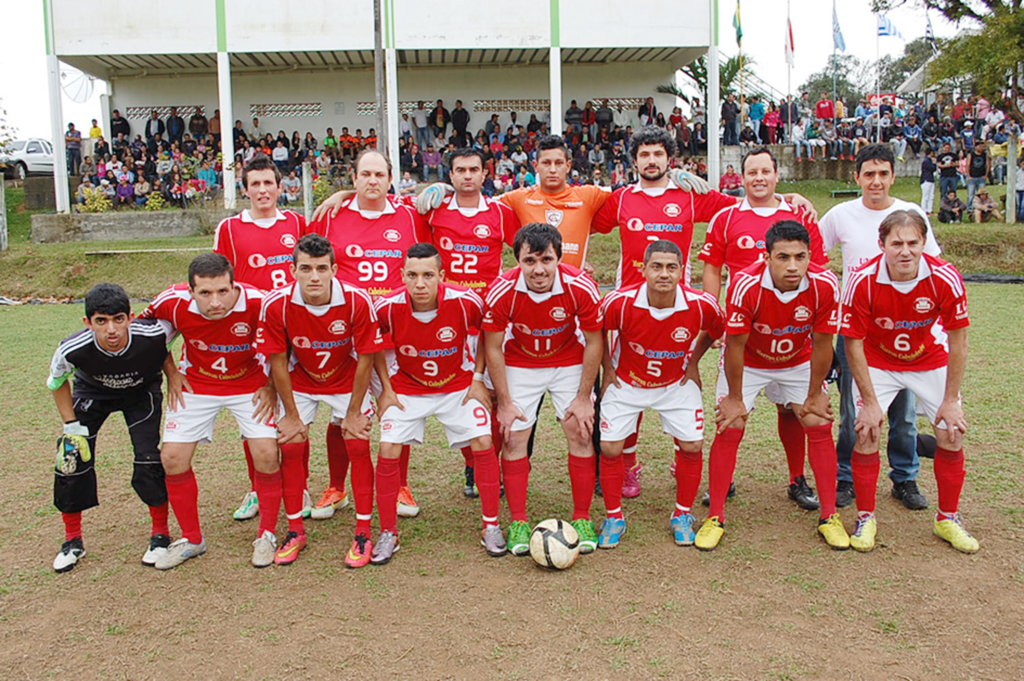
[499,184,609,269]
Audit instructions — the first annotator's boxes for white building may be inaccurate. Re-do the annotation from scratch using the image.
[44,0,723,211]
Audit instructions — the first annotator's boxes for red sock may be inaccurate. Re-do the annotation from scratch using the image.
[599,454,624,519]
[708,428,744,521]
[934,447,966,516]
[674,444,703,512]
[851,451,880,515]
[347,439,374,535]
[242,440,256,491]
[622,412,643,470]
[326,423,349,490]
[804,424,838,518]
[502,457,530,523]
[473,446,500,527]
[165,469,202,544]
[567,455,596,521]
[62,511,82,541]
[149,503,170,536]
[376,457,401,533]
[490,407,503,458]
[254,470,283,537]
[399,445,411,487]
[302,439,310,481]
[778,410,806,483]
[460,446,474,468]
[280,443,307,534]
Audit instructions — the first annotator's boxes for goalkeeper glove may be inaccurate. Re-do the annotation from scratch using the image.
[669,168,711,195]
[56,421,91,475]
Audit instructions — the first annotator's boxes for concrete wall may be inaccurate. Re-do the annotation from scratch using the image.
[105,61,675,138]
[31,209,232,243]
[719,145,926,182]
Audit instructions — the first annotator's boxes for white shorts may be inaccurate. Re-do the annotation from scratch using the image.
[600,380,705,443]
[380,389,491,449]
[369,348,398,399]
[163,392,277,444]
[506,364,585,432]
[852,366,955,427]
[288,391,373,425]
[466,333,494,390]
[715,362,815,412]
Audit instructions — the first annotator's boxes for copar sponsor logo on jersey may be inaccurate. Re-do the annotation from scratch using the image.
[515,322,569,337]
[292,336,350,350]
[627,340,688,360]
[398,343,458,359]
[736,235,765,250]
[438,235,490,254]
[247,253,293,268]
[875,316,935,330]
[625,217,685,233]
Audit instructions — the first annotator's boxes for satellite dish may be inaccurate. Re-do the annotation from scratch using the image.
[60,65,94,104]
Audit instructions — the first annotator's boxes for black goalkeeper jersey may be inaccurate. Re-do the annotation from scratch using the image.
[48,319,172,399]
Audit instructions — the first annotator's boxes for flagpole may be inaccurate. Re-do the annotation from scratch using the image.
[875,15,881,143]
[786,0,792,142]
[831,0,837,124]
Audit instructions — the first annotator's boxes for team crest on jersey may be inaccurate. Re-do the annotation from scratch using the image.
[753,322,772,335]
[473,224,491,239]
[329,320,347,335]
[545,209,564,228]
[914,297,934,313]
[671,327,691,343]
[626,217,644,232]
[793,306,812,322]
[399,344,418,357]
[874,317,895,330]
[231,322,251,337]
[436,326,457,342]
[628,341,645,355]
[346,244,365,258]
[439,236,455,250]
[293,336,312,349]
[549,307,568,322]
[189,339,209,351]
[663,203,682,217]
[383,229,402,243]
[281,234,297,248]
[248,253,267,268]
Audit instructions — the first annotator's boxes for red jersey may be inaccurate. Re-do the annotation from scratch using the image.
[482,264,603,369]
[725,260,840,369]
[256,279,384,395]
[309,195,430,299]
[841,254,969,372]
[602,283,725,388]
[699,199,828,276]
[375,282,483,395]
[213,209,306,292]
[426,195,519,295]
[593,184,738,287]
[143,283,266,395]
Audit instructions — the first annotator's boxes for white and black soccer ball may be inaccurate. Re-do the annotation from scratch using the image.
[529,519,580,570]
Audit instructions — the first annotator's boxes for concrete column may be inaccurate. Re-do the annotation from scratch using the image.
[217,52,236,211]
[549,47,563,136]
[383,0,400,191]
[707,0,721,184]
[1007,132,1018,224]
[43,0,70,213]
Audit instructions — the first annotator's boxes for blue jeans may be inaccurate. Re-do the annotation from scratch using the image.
[794,140,812,159]
[415,126,430,150]
[939,176,958,199]
[966,177,986,213]
[723,122,738,146]
[835,335,920,484]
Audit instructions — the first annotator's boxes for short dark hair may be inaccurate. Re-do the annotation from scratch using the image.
[405,242,442,269]
[84,283,131,319]
[449,147,485,169]
[241,154,281,188]
[355,148,392,176]
[741,147,778,173]
[765,220,810,253]
[535,135,571,161]
[513,223,562,260]
[643,239,683,265]
[294,233,335,265]
[879,209,927,243]
[855,143,895,174]
[188,253,233,288]
[629,127,676,160]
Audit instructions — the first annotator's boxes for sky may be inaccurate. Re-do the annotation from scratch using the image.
[0,0,963,143]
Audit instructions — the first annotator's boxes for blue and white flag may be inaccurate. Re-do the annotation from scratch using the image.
[833,2,846,52]
[926,14,939,55]
[877,14,904,40]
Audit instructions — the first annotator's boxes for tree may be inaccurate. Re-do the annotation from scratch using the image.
[876,37,942,92]
[656,55,757,105]
[798,54,871,110]
[0,99,15,155]
[877,0,1024,123]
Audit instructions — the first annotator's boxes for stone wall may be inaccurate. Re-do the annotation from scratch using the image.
[31,208,233,243]
[719,144,925,183]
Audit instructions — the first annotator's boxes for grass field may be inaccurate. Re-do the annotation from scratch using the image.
[1,178,1023,679]
[1,286,1022,680]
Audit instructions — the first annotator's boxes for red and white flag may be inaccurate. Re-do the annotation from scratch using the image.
[784,18,795,66]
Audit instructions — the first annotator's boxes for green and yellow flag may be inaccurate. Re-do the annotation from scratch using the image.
[732,0,742,47]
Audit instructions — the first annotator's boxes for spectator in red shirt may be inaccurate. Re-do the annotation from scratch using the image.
[815,92,835,123]
[719,164,744,197]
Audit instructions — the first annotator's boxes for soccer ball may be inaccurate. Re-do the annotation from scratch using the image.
[529,519,580,570]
